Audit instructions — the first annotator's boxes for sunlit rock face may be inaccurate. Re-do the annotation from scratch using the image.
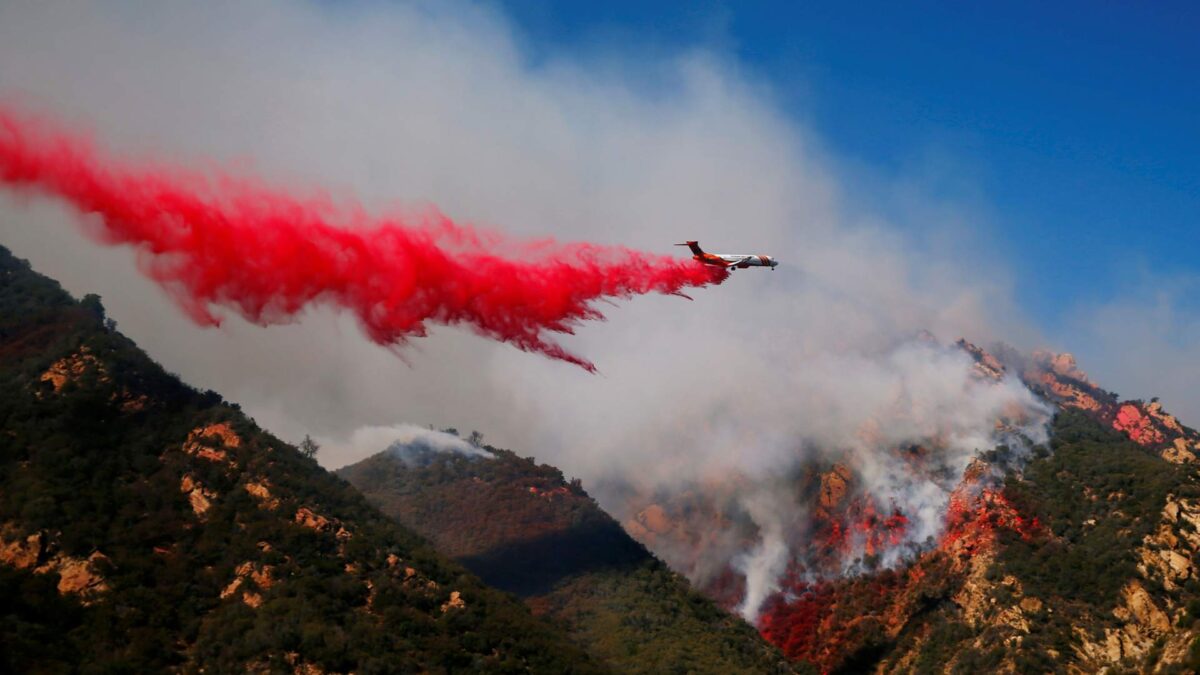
[1023,350,1114,414]
[1024,350,1200,464]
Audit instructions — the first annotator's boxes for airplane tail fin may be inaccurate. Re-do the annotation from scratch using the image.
[675,240,704,256]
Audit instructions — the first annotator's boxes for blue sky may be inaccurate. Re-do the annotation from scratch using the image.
[497,0,1200,332]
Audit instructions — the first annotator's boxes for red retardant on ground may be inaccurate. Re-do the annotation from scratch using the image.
[0,105,725,371]
[1112,404,1166,446]
[819,498,910,561]
[755,486,1044,668]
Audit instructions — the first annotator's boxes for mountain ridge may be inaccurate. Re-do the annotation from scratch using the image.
[339,441,799,674]
[6,239,1200,673]
[0,244,603,673]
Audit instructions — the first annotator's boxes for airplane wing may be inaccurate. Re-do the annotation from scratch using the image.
[724,256,754,267]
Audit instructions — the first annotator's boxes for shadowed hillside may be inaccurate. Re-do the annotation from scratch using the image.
[339,444,800,674]
[0,245,602,673]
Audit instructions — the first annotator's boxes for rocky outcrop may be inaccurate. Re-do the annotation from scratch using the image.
[1025,351,1111,413]
[1077,581,1172,666]
[950,548,995,627]
[1138,495,1200,596]
[1139,526,1196,592]
[1071,495,1200,671]
[1163,438,1198,464]
[357,552,452,616]
[1116,580,1171,633]
[1043,352,1089,381]
[182,422,241,466]
[294,506,331,532]
[38,343,151,412]
[118,392,150,413]
[54,551,110,596]
[294,507,352,549]
[1113,404,1166,446]
[441,590,466,612]
[244,478,281,510]
[1146,401,1186,434]
[1146,401,1200,464]
[221,561,275,609]
[0,524,109,603]
[1027,352,1200,464]
[180,473,216,518]
[38,346,104,394]
[1109,400,1200,463]
[0,529,43,568]
[0,245,607,672]
[956,339,1006,381]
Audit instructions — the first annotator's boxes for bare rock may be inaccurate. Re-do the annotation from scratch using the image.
[182,422,242,466]
[244,479,280,510]
[441,590,466,613]
[180,474,216,517]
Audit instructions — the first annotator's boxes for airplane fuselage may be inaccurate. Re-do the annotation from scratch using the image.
[709,253,777,269]
[677,241,778,270]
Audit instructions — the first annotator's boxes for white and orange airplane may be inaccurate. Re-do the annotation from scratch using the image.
[676,241,778,270]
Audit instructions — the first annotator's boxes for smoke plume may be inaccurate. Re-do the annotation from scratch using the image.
[319,424,492,468]
[0,104,723,371]
[0,0,1063,629]
[595,338,1052,622]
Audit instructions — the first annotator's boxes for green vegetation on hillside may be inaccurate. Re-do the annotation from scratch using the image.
[0,246,601,673]
[1000,410,1199,607]
[980,410,1200,672]
[340,445,797,674]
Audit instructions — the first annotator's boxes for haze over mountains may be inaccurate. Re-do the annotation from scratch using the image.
[336,337,1200,672]
[4,233,1200,673]
[0,3,1197,673]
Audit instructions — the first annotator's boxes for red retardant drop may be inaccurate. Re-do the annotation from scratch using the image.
[0,105,726,371]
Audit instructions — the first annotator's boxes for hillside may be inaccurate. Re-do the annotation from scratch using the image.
[614,343,1200,673]
[339,443,798,674]
[7,234,1199,673]
[0,245,602,673]
[730,409,1200,673]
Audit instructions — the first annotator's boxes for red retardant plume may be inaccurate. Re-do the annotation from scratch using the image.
[0,105,725,371]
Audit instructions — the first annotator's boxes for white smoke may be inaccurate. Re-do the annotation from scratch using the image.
[319,424,492,469]
[733,485,801,621]
[0,0,1056,625]
[591,338,1052,622]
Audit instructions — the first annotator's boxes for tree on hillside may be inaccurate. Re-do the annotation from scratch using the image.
[300,435,320,460]
[80,293,105,321]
